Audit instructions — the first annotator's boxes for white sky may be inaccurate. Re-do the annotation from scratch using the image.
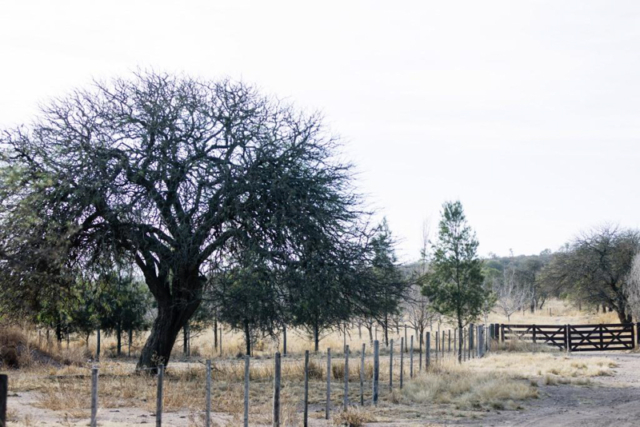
[1,1,639,262]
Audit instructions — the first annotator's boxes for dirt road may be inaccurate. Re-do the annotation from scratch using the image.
[461,352,640,427]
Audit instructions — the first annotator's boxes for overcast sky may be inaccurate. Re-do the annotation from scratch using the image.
[1,1,639,261]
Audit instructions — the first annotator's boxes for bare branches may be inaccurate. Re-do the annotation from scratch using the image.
[0,71,368,369]
[494,267,530,322]
[624,254,640,321]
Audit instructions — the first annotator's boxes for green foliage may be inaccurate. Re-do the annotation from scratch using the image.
[212,252,283,354]
[421,201,487,328]
[0,71,373,368]
[540,226,640,323]
[366,219,409,342]
[95,271,152,335]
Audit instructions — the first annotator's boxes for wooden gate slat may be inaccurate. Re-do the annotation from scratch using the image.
[501,323,635,352]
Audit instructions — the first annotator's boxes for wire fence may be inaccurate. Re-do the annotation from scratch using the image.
[69,323,494,427]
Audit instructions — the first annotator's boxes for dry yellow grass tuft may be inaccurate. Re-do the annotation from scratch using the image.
[466,352,617,380]
[333,406,377,426]
[402,361,538,410]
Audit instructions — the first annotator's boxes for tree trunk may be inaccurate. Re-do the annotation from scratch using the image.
[117,322,122,357]
[55,322,63,344]
[282,324,287,356]
[183,324,189,356]
[244,320,251,356]
[384,315,389,347]
[96,328,101,360]
[313,322,320,353]
[213,317,218,350]
[616,307,632,324]
[128,328,133,357]
[137,298,200,373]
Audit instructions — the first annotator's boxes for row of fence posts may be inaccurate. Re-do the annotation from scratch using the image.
[84,325,493,427]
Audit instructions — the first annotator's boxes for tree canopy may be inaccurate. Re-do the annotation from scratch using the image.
[420,201,488,361]
[540,226,640,323]
[0,71,369,370]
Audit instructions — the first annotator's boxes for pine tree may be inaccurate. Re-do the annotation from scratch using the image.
[421,201,488,362]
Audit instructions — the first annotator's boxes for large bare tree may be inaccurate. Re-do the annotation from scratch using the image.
[0,71,365,371]
[624,254,640,321]
[540,226,640,323]
[494,266,529,321]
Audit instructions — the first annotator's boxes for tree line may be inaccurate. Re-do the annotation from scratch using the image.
[1,71,638,370]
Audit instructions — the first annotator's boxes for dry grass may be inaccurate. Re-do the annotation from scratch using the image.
[333,407,377,426]
[1,299,625,425]
[0,326,87,369]
[465,351,617,388]
[494,337,560,353]
[402,360,538,410]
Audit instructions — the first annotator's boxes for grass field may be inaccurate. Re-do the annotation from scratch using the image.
[1,300,622,426]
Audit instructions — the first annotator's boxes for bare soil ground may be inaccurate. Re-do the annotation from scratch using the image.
[458,352,640,427]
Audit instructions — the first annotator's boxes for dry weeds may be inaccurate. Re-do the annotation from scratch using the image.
[0,299,624,425]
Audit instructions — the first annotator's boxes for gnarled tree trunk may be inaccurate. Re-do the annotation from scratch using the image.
[137,296,200,373]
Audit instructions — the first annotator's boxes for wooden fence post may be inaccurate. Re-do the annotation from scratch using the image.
[636,323,640,349]
[448,330,451,353]
[206,360,212,427]
[453,329,457,355]
[599,324,604,351]
[565,325,571,354]
[373,340,379,406]
[389,339,393,391]
[409,335,414,378]
[91,365,98,427]
[244,356,250,427]
[343,345,349,409]
[273,353,281,427]
[326,348,331,420]
[457,328,462,363]
[304,350,309,426]
[419,330,423,371]
[485,325,489,353]
[463,329,467,362]
[359,344,365,406]
[400,337,404,389]
[156,364,164,427]
[435,331,439,363]
[0,375,6,427]
[500,324,505,343]
[425,332,430,369]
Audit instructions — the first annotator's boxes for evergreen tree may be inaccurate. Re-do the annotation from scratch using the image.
[421,201,487,362]
[212,252,283,356]
[368,219,409,346]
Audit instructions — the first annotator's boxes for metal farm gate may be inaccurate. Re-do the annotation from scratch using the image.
[499,323,636,352]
